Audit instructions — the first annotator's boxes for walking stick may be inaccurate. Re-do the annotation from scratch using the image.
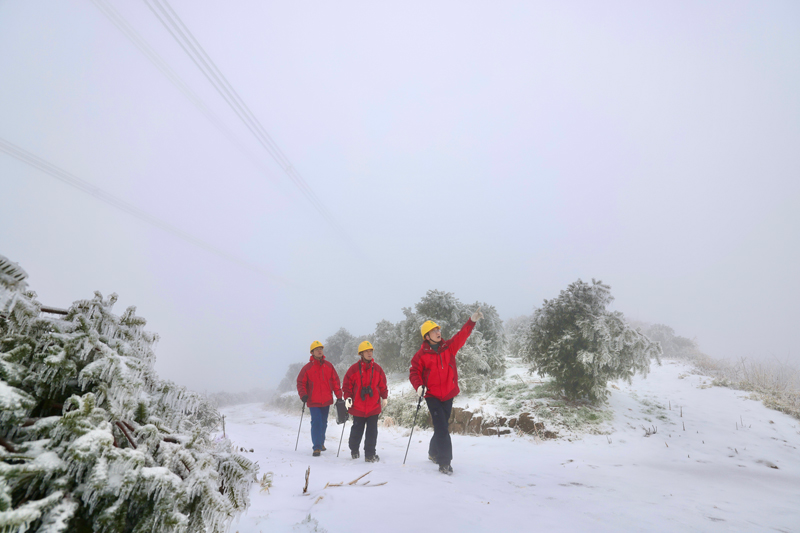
[337,417,347,457]
[294,402,306,451]
[403,393,425,465]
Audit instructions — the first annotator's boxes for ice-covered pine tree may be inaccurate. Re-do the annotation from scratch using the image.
[522,279,662,403]
[0,255,257,533]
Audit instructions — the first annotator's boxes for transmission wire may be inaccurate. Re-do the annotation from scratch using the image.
[0,138,290,286]
[143,0,352,245]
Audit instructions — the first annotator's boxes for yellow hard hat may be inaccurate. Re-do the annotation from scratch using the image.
[309,340,323,353]
[358,341,374,354]
[420,320,440,339]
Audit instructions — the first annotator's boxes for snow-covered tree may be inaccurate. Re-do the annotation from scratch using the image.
[522,279,662,403]
[371,320,403,373]
[0,263,257,533]
[322,328,354,366]
[276,362,305,393]
[505,314,533,359]
[632,322,700,360]
[335,334,373,377]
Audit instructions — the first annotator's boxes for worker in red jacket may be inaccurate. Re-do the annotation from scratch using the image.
[297,340,343,456]
[343,341,388,462]
[409,308,483,475]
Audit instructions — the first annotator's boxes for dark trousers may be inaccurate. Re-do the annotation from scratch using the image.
[349,414,379,456]
[309,406,329,451]
[425,397,453,466]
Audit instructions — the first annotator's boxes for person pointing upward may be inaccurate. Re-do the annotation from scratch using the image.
[409,307,484,475]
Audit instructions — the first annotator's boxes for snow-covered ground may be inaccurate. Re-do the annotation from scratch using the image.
[222,361,800,533]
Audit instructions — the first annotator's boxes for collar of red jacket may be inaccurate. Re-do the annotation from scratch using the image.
[309,355,326,364]
[359,358,374,368]
[421,339,449,354]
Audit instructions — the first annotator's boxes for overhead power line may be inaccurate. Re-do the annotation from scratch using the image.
[0,137,289,286]
[89,0,280,188]
[141,0,353,246]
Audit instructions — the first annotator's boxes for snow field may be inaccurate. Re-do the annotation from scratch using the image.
[224,362,799,533]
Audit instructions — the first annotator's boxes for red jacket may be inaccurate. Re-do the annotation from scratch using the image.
[409,319,476,401]
[343,359,388,417]
[296,356,342,407]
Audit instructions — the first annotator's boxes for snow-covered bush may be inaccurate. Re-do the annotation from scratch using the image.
[379,390,429,429]
[522,279,662,403]
[0,275,256,532]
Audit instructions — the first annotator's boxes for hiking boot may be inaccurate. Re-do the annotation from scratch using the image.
[438,464,453,475]
[365,454,380,463]
[351,451,360,459]
[312,449,321,457]
[320,445,327,451]
[428,454,438,463]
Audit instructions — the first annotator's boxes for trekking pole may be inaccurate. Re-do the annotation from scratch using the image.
[337,418,347,457]
[403,392,425,465]
[294,402,306,451]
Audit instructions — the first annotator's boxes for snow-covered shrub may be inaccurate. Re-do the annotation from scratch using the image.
[379,390,430,429]
[522,279,662,403]
[0,283,257,533]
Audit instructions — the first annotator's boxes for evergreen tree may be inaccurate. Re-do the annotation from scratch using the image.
[322,328,354,366]
[371,320,403,373]
[336,334,373,377]
[634,323,700,360]
[522,279,662,402]
[0,260,257,533]
[505,314,533,358]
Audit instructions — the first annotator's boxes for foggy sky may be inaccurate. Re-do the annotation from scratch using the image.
[1,0,798,393]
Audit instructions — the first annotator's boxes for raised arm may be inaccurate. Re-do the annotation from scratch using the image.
[448,318,477,354]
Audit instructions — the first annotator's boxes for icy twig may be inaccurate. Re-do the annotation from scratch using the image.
[115,421,137,449]
[258,472,273,494]
[348,471,372,485]
[314,496,323,505]
[0,436,17,453]
[303,466,310,494]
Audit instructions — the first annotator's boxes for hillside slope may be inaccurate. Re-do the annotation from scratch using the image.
[224,361,799,533]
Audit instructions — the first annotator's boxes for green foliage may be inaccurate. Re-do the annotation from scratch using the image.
[522,279,662,403]
[0,285,257,533]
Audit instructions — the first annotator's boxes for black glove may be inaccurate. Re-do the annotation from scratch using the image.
[301,395,308,404]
